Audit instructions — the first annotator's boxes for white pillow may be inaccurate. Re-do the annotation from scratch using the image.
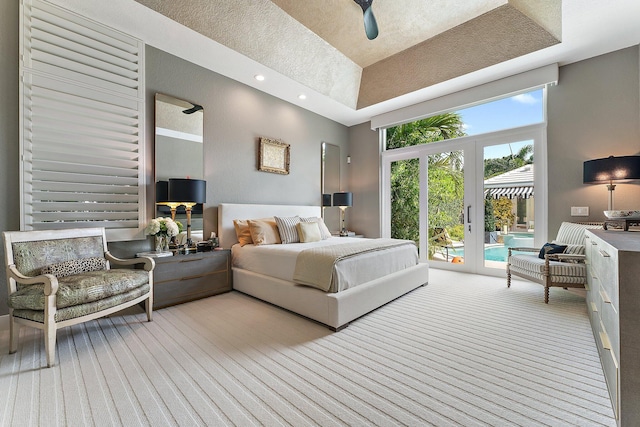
[274,216,301,244]
[297,222,321,243]
[301,217,332,240]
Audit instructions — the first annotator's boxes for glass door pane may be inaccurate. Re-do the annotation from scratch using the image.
[427,151,465,265]
[390,158,420,254]
[482,140,535,270]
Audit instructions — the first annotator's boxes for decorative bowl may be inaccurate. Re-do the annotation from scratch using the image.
[604,210,640,219]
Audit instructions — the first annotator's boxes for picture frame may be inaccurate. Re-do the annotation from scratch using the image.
[258,137,290,175]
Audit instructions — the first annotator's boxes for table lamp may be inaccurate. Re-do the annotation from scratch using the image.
[168,178,206,249]
[583,155,640,210]
[333,192,353,236]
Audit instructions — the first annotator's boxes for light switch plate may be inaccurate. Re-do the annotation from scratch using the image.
[571,206,589,216]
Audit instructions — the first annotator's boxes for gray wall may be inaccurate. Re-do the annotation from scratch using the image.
[143,46,349,238]
[348,123,382,238]
[547,46,640,236]
[349,45,640,241]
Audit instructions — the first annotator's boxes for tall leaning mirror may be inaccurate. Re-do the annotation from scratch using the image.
[321,142,340,233]
[155,93,204,244]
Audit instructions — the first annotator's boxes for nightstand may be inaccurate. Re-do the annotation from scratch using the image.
[151,250,231,309]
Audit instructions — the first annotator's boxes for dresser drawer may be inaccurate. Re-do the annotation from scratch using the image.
[598,321,620,419]
[590,237,619,310]
[154,253,229,283]
[599,293,619,357]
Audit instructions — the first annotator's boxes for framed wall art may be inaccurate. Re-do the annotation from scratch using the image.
[258,137,290,175]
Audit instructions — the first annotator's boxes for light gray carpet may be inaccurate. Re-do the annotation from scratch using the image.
[0,270,616,426]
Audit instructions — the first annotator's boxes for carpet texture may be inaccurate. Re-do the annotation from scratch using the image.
[0,270,615,426]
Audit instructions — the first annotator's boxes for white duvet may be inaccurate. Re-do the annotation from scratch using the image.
[231,237,418,292]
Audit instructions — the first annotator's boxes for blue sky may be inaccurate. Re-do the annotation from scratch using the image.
[457,88,543,159]
[458,89,544,135]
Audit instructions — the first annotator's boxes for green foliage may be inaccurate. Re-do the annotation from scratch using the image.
[484,195,496,231]
[388,113,466,258]
[493,197,516,230]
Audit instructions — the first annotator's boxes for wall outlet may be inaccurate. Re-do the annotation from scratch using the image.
[571,206,589,216]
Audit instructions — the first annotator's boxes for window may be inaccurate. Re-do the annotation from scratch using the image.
[20,0,145,241]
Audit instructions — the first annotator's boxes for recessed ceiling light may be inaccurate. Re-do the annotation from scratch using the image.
[254,74,265,81]
[298,94,307,100]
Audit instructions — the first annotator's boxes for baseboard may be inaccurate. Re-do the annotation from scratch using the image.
[0,314,8,331]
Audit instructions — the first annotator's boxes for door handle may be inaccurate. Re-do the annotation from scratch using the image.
[467,205,471,223]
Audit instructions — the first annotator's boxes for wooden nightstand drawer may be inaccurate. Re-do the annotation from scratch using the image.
[151,250,231,309]
[154,253,228,283]
[153,270,230,308]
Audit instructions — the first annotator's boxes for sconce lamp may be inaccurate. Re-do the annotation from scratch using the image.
[168,178,206,248]
[583,155,640,210]
[333,192,353,236]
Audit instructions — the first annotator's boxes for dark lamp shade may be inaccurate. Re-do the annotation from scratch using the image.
[333,192,353,207]
[584,155,640,183]
[155,180,169,203]
[168,178,206,204]
[322,194,332,207]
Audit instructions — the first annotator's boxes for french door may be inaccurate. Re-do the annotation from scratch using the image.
[381,124,546,276]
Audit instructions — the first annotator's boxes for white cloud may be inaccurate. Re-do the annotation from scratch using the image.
[462,123,471,130]
[511,93,538,105]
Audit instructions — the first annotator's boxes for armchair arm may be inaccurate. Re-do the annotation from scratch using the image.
[547,253,586,262]
[105,251,155,271]
[508,247,539,256]
[7,264,59,295]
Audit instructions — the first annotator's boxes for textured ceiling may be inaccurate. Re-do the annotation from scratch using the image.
[134,0,561,110]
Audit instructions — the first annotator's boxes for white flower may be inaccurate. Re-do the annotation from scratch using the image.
[145,217,180,237]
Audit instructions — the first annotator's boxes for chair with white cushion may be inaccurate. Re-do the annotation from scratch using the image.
[507,222,602,303]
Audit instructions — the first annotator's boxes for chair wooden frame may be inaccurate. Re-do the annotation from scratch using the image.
[507,247,586,303]
[3,228,154,367]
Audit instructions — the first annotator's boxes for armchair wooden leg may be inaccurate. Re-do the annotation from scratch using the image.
[9,314,17,354]
[45,324,56,368]
[544,286,550,304]
[145,297,153,322]
[507,266,511,288]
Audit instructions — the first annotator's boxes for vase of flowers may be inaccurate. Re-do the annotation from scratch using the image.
[145,217,181,252]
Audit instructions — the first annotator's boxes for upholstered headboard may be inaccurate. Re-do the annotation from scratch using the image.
[218,203,322,249]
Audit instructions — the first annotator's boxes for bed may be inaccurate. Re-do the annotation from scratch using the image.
[218,203,429,330]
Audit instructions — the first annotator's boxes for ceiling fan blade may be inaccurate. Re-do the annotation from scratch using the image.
[363,7,378,40]
[353,0,378,40]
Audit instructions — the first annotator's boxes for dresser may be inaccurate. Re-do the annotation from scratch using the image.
[151,250,232,309]
[585,230,640,425]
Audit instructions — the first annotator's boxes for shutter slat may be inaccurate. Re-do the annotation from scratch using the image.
[33,191,139,203]
[31,221,139,230]
[32,212,139,221]
[33,202,139,211]
[32,150,139,169]
[33,179,139,192]
[33,160,139,178]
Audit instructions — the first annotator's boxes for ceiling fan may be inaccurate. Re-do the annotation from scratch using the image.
[353,0,379,40]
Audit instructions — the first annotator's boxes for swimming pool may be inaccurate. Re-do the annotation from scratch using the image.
[447,246,509,262]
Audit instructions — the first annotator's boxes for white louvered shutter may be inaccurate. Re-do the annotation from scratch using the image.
[20,0,146,241]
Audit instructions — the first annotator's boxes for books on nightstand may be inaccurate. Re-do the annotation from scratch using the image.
[136,251,173,258]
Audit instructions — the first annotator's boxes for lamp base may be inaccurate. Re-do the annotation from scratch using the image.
[339,229,349,237]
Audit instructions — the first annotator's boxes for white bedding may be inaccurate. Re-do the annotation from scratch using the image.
[232,237,418,292]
